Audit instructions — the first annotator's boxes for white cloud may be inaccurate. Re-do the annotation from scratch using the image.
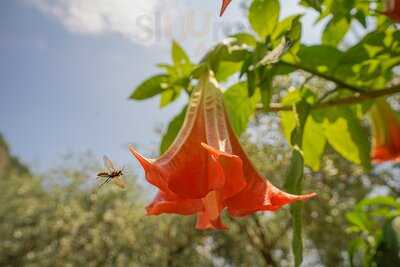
[24,0,248,56]
[26,0,168,44]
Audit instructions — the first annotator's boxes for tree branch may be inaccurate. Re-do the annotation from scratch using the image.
[268,221,292,249]
[259,83,400,112]
[251,215,269,249]
[236,221,278,267]
[280,61,367,93]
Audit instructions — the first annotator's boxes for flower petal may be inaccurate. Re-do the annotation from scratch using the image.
[220,0,232,16]
[383,0,400,22]
[196,211,227,230]
[157,80,229,199]
[268,182,317,210]
[224,114,316,217]
[201,143,246,199]
[146,191,204,215]
[129,145,168,191]
[370,99,400,163]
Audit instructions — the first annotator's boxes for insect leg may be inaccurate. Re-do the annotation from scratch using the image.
[96,177,112,191]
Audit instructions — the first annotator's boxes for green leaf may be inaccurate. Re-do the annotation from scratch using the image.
[281,111,326,171]
[247,70,256,97]
[280,89,325,171]
[283,101,371,170]
[300,0,323,11]
[249,0,280,38]
[346,211,369,232]
[272,15,302,60]
[230,32,257,47]
[322,108,371,169]
[159,88,181,108]
[272,15,303,41]
[358,196,400,210]
[130,74,168,100]
[240,55,253,78]
[373,219,400,266]
[172,41,190,65]
[160,106,186,154]
[224,82,259,136]
[215,62,242,82]
[322,16,350,46]
[296,45,344,74]
[172,41,192,76]
[303,114,327,171]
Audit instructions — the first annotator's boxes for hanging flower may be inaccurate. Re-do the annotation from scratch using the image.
[370,99,400,163]
[129,72,315,230]
[382,0,400,22]
[220,0,232,16]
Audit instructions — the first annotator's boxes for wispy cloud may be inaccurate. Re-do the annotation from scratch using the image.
[24,0,248,55]
[26,0,165,44]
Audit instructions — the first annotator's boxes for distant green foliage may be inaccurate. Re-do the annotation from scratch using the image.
[0,129,399,266]
[347,196,400,267]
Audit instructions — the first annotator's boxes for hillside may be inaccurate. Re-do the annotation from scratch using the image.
[0,134,29,176]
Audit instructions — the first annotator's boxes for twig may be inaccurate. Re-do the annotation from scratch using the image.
[281,61,367,93]
[258,83,400,112]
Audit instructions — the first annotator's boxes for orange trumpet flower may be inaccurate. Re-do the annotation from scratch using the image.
[220,0,232,16]
[370,99,400,163]
[129,72,316,230]
[383,0,400,22]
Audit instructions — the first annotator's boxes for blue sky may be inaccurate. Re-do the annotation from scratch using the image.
[0,0,321,173]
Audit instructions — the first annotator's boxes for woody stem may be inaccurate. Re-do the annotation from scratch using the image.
[258,83,400,112]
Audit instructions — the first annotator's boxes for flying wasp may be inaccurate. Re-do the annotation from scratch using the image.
[95,156,127,192]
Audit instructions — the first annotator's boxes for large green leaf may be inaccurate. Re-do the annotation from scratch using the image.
[249,0,280,38]
[282,98,370,170]
[302,114,327,171]
[215,62,242,82]
[322,108,371,169]
[280,89,325,171]
[295,45,344,74]
[283,105,370,170]
[130,75,168,100]
[160,106,186,154]
[224,82,259,136]
[281,111,326,171]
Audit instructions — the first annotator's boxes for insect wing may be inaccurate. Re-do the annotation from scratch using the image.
[103,155,115,172]
[112,176,127,189]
